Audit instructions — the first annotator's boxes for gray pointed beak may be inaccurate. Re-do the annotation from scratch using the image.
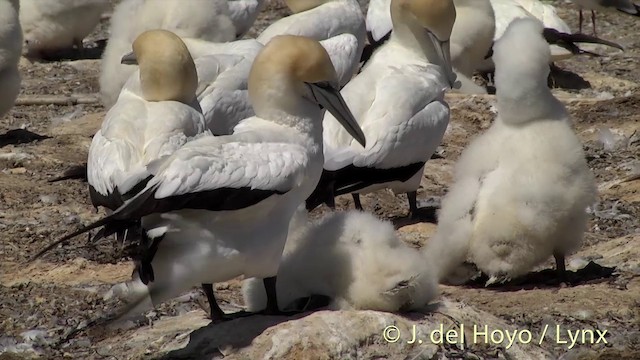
[307,82,366,147]
[426,32,459,89]
[121,51,138,65]
[542,28,624,54]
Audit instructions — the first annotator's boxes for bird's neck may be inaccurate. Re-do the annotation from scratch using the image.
[250,80,324,146]
[390,22,445,69]
[496,81,567,125]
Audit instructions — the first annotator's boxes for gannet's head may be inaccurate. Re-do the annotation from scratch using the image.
[391,0,458,88]
[284,0,329,13]
[494,18,550,94]
[248,35,366,147]
[493,18,574,124]
[121,30,198,104]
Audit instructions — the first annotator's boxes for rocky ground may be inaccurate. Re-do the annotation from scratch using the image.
[1,0,639,359]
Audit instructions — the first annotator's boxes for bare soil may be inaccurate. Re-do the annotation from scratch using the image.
[0,1,638,359]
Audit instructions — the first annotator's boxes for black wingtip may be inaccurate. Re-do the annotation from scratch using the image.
[305,170,337,211]
[30,181,159,262]
[28,215,114,262]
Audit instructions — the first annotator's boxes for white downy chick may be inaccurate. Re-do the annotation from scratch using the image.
[243,208,438,312]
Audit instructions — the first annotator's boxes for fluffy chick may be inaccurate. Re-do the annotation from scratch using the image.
[243,209,437,312]
[424,18,597,285]
[19,0,109,58]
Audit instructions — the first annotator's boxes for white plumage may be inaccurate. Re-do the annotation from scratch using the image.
[109,33,357,140]
[243,209,437,312]
[479,0,623,73]
[188,35,362,137]
[365,0,494,94]
[512,0,572,33]
[99,0,237,109]
[448,0,495,94]
[188,34,362,135]
[19,0,109,58]
[489,0,572,63]
[227,0,267,38]
[62,35,366,321]
[365,0,392,43]
[424,18,597,285]
[257,0,366,86]
[310,0,456,214]
[183,38,263,136]
[317,33,361,87]
[88,30,206,211]
[0,0,22,118]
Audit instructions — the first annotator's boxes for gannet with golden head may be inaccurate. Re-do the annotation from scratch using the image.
[184,34,358,136]
[424,18,597,286]
[307,0,456,216]
[365,0,493,95]
[35,35,366,322]
[0,0,22,118]
[87,30,206,213]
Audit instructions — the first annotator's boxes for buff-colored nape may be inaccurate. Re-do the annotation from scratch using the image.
[249,35,338,88]
[392,0,457,40]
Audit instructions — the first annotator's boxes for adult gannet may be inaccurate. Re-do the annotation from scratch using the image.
[424,18,597,286]
[492,0,573,63]
[19,0,109,59]
[570,0,639,35]
[99,0,238,108]
[447,0,495,94]
[243,209,437,312]
[35,35,366,322]
[482,0,623,72]
[87,29,206,225]
[306,0,457,216]
[187,35,362,135]
[0,0,22,119]
[257,0,366,85]
[227,0,267,38]
[364,0,494,94]
[52,37,262,184]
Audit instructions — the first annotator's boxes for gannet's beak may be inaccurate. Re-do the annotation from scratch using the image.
[542,28,624,55]
[121,51,138,65]
[306,82,366,147]
[426,32,459,89]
